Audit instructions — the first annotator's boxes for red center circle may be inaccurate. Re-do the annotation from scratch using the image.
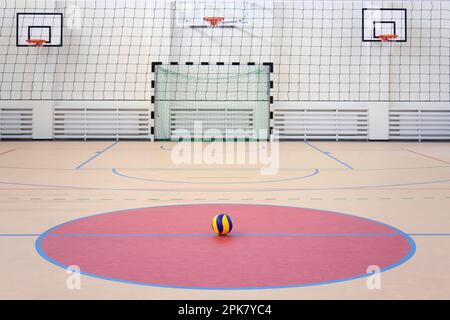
[37,204,414,289]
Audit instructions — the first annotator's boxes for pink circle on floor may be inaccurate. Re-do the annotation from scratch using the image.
[36,204,414,289]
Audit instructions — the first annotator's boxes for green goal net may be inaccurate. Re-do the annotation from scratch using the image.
[154,64,271,141]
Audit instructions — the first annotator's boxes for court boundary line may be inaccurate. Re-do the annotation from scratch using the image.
[45,232,400,237]
[0,234,40,237]
[0,149,18,157]
[404,149,450,165]
[1,164,450,172]
[2,233,449,237]
[1,176,450,192]
[305,142,354,170]
[409,234,450,236]
[112,168,320,185]
[75,141,119,170]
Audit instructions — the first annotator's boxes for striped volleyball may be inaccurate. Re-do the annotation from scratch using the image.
[212,214,233,236]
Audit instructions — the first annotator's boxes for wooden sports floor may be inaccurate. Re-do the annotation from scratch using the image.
[0,141,449,299]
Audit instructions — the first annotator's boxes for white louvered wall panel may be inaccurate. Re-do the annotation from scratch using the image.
[390,110,450,141]
[53,107,151,140]
[0,107,33,139]
[274,109,369,140]
[1,104,448,141]
[170,107,255,139]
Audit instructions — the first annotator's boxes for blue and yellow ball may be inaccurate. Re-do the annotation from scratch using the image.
[212,214,233,236]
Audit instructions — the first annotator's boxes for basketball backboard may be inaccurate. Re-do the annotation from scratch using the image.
[362,8,407,42]
[175,1,256,28]
[16,13,63,47]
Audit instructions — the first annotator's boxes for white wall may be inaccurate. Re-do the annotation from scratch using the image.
[0,0,449,140]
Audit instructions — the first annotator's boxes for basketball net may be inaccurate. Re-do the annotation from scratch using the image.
[26,39,48,47]
[204,17,225,27]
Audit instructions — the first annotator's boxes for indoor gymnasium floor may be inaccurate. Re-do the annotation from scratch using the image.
[0,141,449,300]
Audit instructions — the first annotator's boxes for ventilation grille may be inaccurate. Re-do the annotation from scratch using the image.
[273,109,369,140]
[53,107,151,140]
[170,108,255,139]
[0,107,33,139]
[390,110,450,141]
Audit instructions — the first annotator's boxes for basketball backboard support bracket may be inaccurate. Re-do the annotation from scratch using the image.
[175,1,255,28]
[16,13,63,47]
[362,8,407,42]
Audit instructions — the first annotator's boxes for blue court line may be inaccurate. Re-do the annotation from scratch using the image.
[160,146,172,152]
[1,164,450,172]
[45,232,400,237]
[305,141,354,170]
[404,149,450,165]
[0,148,18,157]
[75,141,119,170]
[112,168,320,185]
[0,234,40,237]
[409,234,450,236]
[1,176,450,192]
[2,233,450,238]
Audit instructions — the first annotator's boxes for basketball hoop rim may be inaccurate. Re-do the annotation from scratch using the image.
[26,39,49,47]
[377,34,399,42]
